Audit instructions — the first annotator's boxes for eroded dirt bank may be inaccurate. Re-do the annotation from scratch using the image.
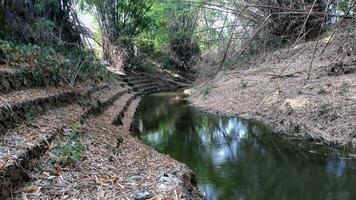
[189,31,356,150]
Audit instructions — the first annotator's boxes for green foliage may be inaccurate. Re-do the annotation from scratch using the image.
[135,38,155,54]
[52,123,84,166]
[0,40,113,86]
[318,104,330,118]
[202,84,215,96]
[143,60,158,73]
[35,0,61,16]
[1,0,80,44]
[33,18,55,33]
[134,1,202,71]
[135,2,169,50]
[340,86,350,97]
[153,52,176,70]
[116,136,124,148]
[240,79,248,88]
[337,0,354,14]
[80,0,155,43]
[70,121,82,131]
[79,0,203,71]
[117,0,155,40]
[25,107,38,124]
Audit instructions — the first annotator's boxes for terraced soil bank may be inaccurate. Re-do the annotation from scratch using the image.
[0,68,200,199]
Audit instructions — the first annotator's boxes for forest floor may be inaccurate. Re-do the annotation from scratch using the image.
[14,84,200,199]
[0,45,201,199]
[189,28,356,151]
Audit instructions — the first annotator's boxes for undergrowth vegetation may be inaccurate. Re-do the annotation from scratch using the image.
[1,0,355,82]
[51,122,84,166]
[0,40,113,86]
[0,0,113,88]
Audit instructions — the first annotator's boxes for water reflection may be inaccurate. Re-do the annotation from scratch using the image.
[326,158,347,177]
[133,94,356,200]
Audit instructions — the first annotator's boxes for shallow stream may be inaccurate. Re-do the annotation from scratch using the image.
[132,93,356,200]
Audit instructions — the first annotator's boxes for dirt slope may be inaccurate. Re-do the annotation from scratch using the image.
[190,29,356,150]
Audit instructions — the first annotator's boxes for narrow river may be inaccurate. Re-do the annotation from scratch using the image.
[132,93,356,200]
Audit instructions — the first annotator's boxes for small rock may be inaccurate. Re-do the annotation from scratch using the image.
[133,190,154,200]
[158,173,181,185]
[183,89,192,95]
[159,175,171,184]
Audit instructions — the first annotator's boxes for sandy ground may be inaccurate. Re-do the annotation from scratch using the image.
[189,29,356,150]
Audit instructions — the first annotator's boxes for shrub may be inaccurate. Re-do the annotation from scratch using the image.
[0,40,113,86]
[52,123,84,166]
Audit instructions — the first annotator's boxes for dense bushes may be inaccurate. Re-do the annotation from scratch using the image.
[0,0,111,87]
[169,36,200,72]
[0,40,112,87]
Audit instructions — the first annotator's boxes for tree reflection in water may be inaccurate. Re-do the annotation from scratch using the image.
[132,94,356,200]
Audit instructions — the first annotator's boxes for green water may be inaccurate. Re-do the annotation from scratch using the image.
[132,93,356,200]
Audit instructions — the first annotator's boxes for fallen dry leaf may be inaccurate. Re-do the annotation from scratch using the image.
[22,186,40,193]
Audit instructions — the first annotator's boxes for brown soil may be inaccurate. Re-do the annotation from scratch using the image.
[0,64,201,199]
[189,29,356,150]
[15,91,201,199]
